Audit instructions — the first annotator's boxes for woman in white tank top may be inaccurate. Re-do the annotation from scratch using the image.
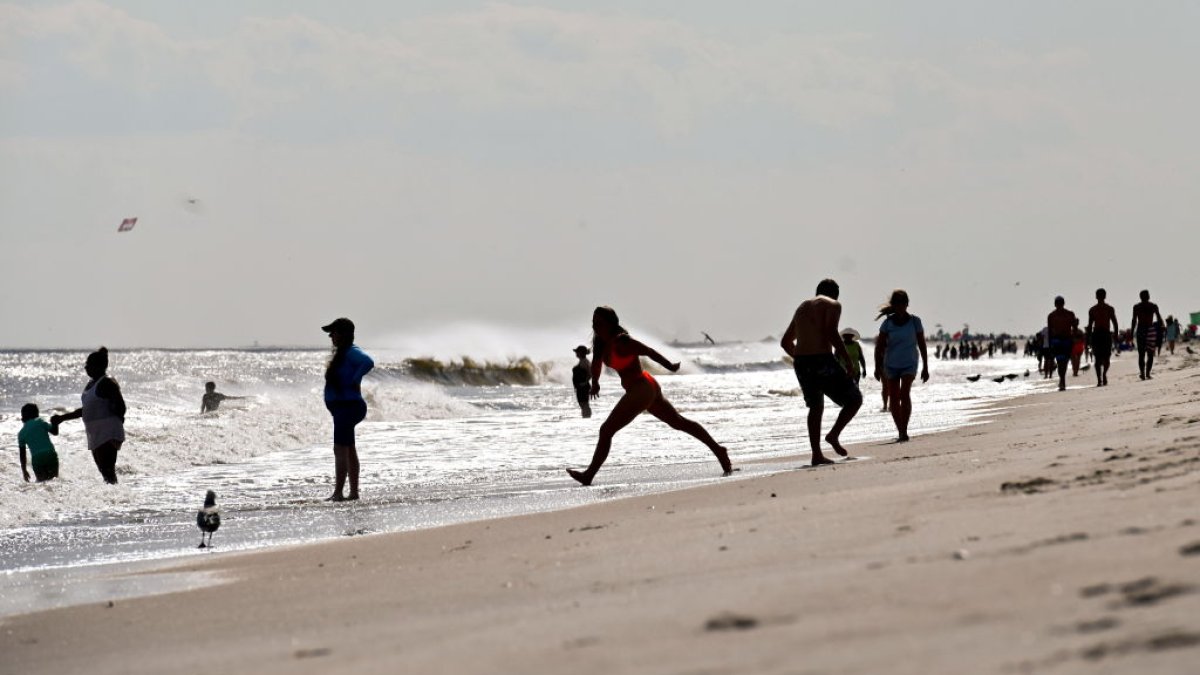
[52,347,126,484]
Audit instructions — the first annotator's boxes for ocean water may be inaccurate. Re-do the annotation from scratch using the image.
[0,339,1047,580]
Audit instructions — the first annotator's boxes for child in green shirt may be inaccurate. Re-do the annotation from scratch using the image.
[838,328,868,384]
[18,403,60,482]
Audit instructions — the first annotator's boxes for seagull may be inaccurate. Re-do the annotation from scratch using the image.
[1024,370,1030,378]
[1005,373,1018,380]
[197,490,221,549]
[1187,346,1195,355]
[966,374,981,382]
[992,376,1006,383]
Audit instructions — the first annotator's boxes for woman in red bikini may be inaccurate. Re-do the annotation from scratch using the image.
[567,306,733,486]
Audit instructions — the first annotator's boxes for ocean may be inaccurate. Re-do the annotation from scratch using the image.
[0,338,1046,585]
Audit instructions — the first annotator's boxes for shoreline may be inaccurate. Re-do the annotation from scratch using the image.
[2,353,1198,674]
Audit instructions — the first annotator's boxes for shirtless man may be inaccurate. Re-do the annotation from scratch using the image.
[1130,290,1164,380]
[201,381,246,413]
[780,279,862,465]
[1047,296,1076,391]
[1086,288,1118,387]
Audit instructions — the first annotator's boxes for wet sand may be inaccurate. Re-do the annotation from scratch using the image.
[2,352,1198,675]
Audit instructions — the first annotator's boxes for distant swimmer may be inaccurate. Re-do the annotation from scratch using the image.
[780,279,862,465]
[567,307,732,486]
[1086,289,1118,387]
[702,332,716,345]
[571,345,592,418]
[873,290,929,442]
[200,381,247,413]
[18,403,60,482]
[1130,290,1164,380]
[52,347,126,484]
[321,318,374,502]
[1047,296,1076,391]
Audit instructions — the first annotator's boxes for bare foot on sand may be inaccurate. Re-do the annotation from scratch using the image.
[567,469,593,486]
[346,493,359,501]
[896,434,910,443]
[825,433,849,457]
[714,446,733,475]
[810,454,837,467]
[326,493,346,502]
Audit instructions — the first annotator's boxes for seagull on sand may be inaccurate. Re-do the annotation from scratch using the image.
[992,376,1006,383]
[197,490,221,549]
[966,374,981,382]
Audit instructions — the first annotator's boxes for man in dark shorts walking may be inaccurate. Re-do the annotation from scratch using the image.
[780,278,862,466]
[1047,296,1076,391]
[1130,290,1164,380]
[1087,288,1118,387]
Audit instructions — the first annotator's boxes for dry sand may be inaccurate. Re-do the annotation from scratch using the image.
[3,353,1198,675]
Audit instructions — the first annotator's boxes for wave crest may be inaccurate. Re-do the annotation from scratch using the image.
[391,357,554,387]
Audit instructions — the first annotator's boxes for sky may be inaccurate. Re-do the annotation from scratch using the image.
[1,1,1197,350]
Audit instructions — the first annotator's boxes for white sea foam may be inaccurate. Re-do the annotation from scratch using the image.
[0,345,1049,574]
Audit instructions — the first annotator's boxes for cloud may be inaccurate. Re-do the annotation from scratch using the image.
[0,2,980,139]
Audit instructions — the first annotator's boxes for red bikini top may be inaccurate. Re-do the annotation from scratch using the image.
[606,338,639,370]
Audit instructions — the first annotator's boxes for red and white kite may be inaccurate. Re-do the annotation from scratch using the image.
[117,217,137,232]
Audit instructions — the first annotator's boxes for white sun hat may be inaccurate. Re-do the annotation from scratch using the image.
[841,327,860,340]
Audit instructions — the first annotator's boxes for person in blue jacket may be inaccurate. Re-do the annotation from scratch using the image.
[322,317,374,502]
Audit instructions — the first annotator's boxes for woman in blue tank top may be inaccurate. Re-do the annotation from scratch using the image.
[873,290,929,442]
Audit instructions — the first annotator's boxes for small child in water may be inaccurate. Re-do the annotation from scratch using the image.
[838,328,868,384]
[18,403,60,482]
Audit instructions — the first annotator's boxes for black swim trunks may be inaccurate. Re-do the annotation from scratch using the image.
[793,354,862,409]
[1091,331,1112,360]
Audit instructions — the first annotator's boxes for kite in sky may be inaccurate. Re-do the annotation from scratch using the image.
[117,217,137,232]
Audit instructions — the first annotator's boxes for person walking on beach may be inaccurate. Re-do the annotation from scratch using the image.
[873,290,929,442]
[1086,288,1118,387]
[567,307,732,485]
[52,347,126,484]
[780,279,862,465]
[18,403,60,482]
[1047,297,1076,391]
[1130,290,1164,380]
[322,318,374,501]
[1165,316,1180,355]
[571,345,593,418]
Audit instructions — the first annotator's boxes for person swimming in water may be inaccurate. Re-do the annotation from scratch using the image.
[567,306,732,486]
[200,381,247,413]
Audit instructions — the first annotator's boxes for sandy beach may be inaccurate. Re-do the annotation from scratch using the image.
[2,352,1198,675]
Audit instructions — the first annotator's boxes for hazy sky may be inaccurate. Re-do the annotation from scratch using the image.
[2,1,1197,349]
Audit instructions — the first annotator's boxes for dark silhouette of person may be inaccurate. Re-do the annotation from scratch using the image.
[322,318,374,501]
[18,403,60,482]
[1087,288,1118,386]
[873,289,929,442]
[201,381,246,413]
[571,345,592,418]
[567,307,731,485]
[52,347,126,484]
[780,279,862,465]
[1047,297,1077,391]
[1130,290,1164,380]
